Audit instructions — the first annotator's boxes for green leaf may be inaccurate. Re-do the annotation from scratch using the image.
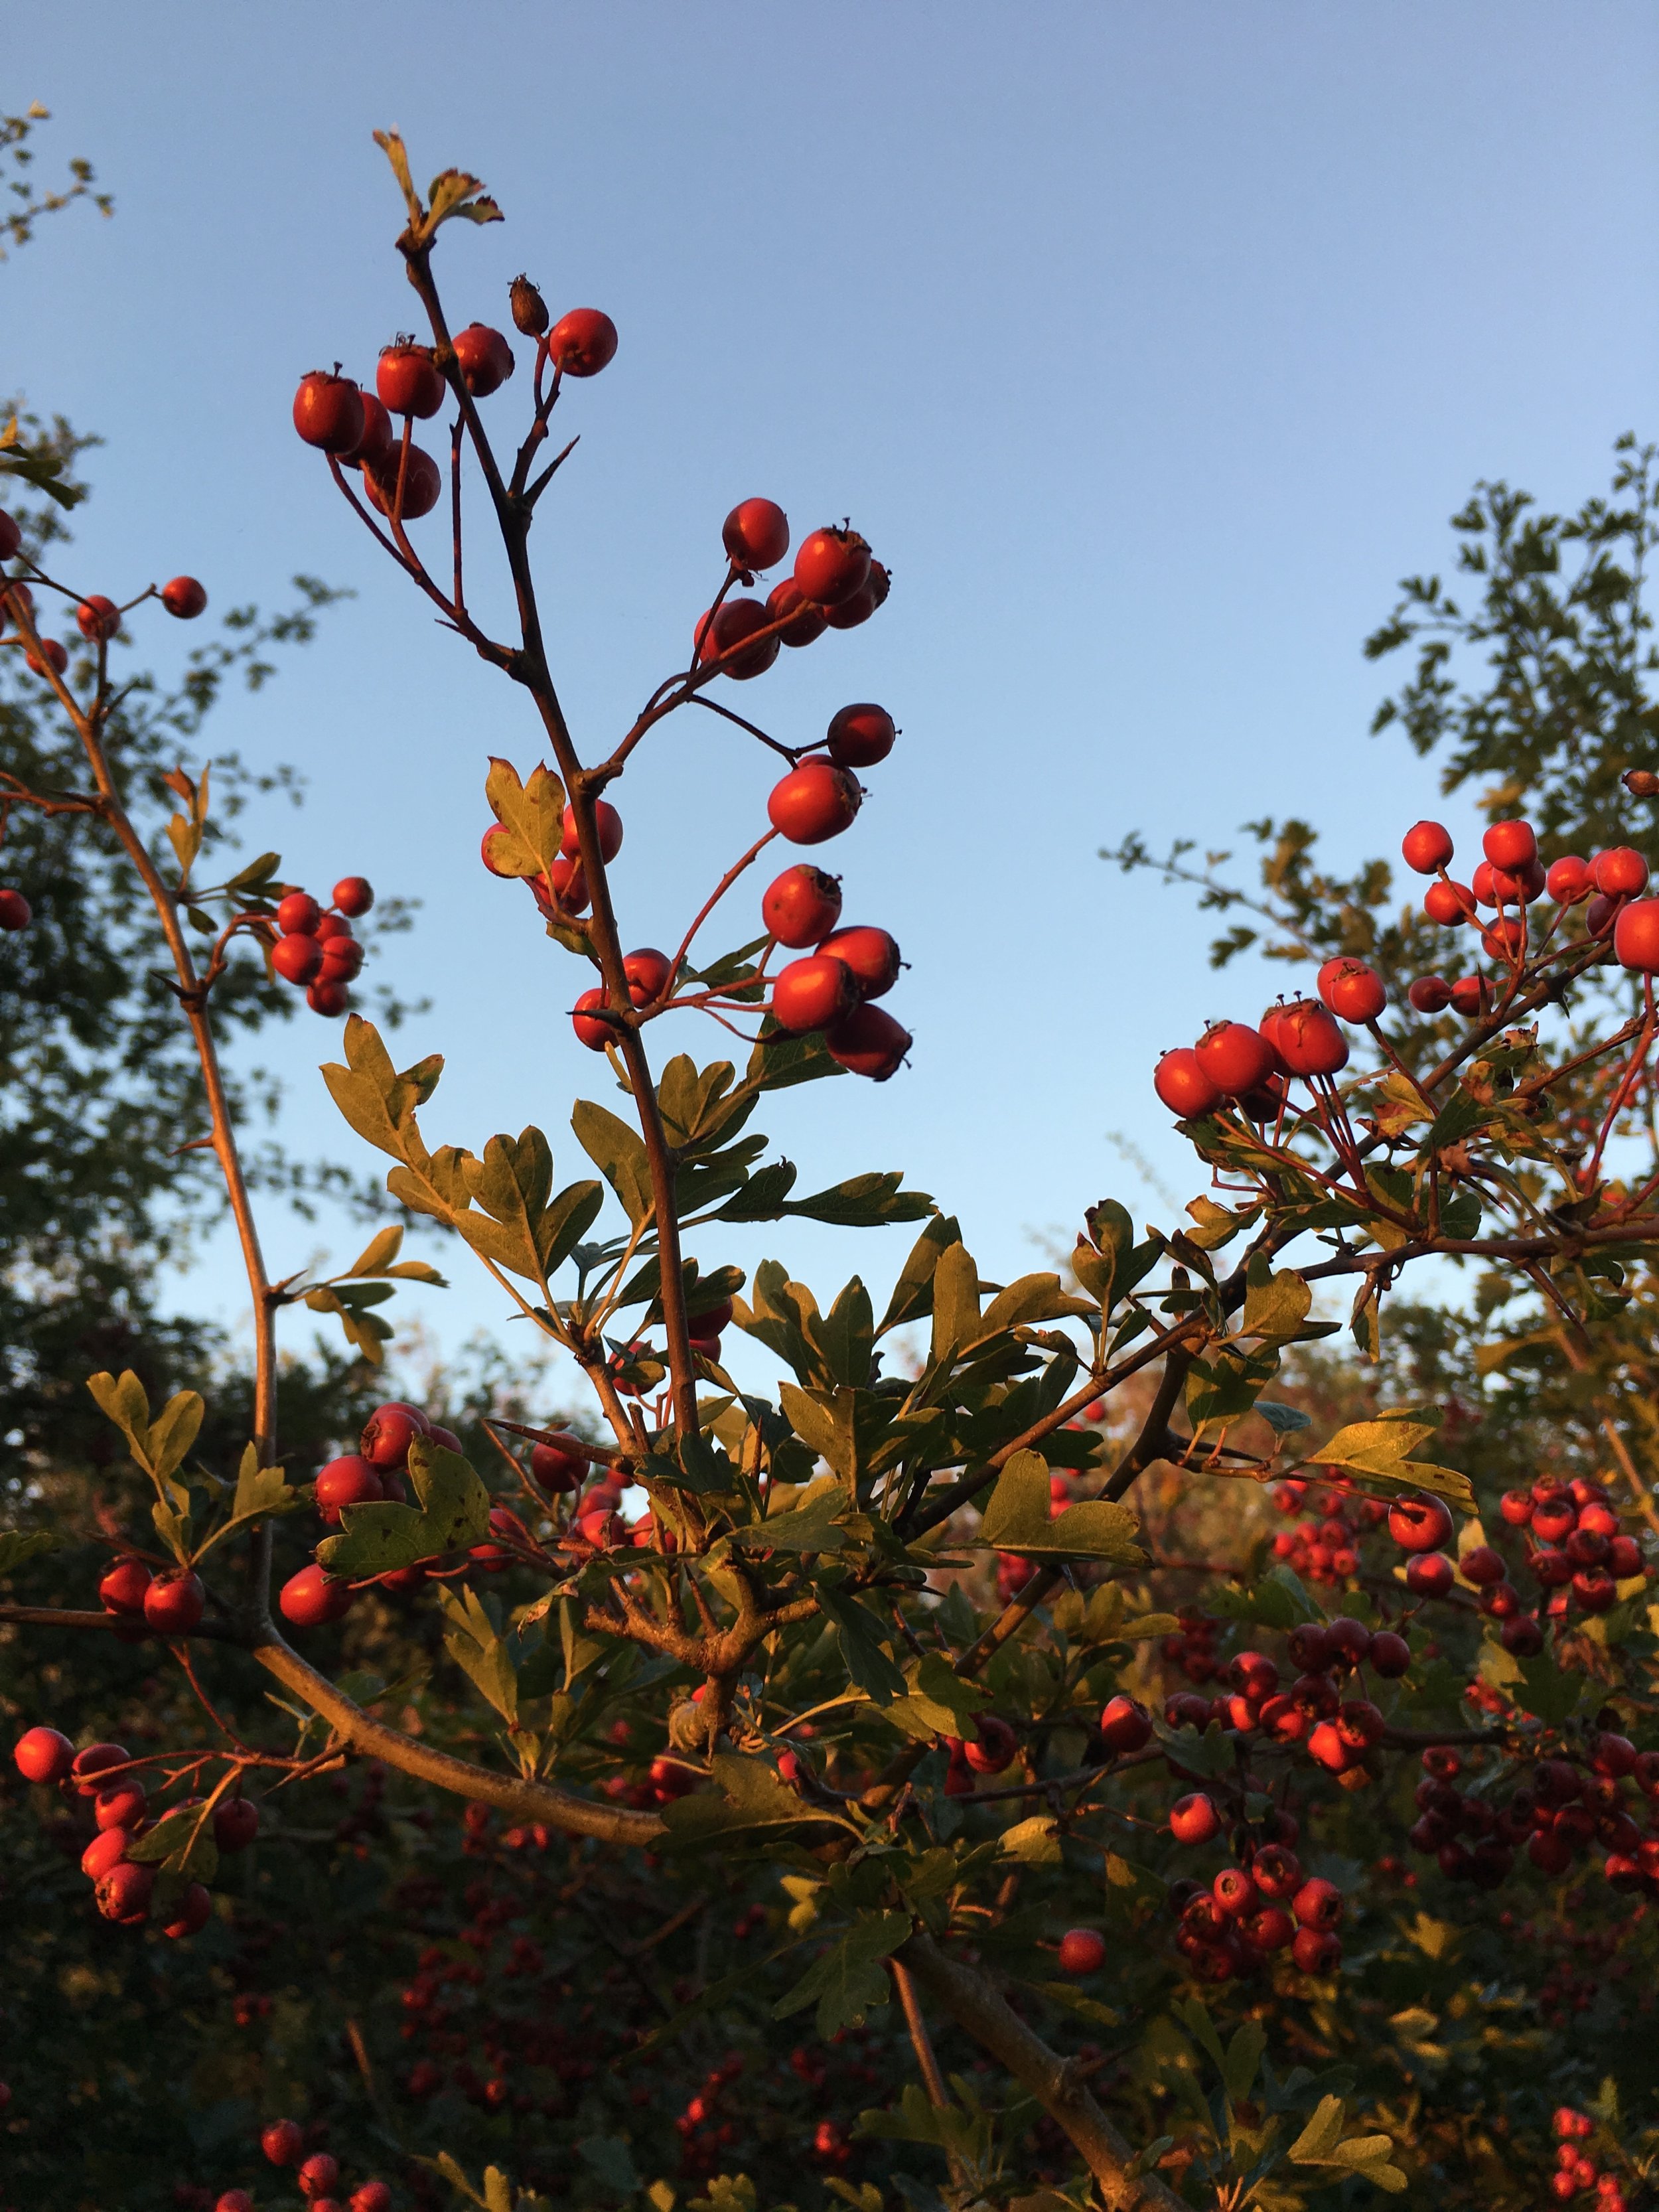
[1254,1400,1312,1434]
[1240,1256,1313,1341]
[1208,1563,1321,1630]
[979,1450,1145,1564]
[1289,2094,1346,2165]
[437,1584,519,1724]
[727,1477,849,1554]
[880,1214,963,1331]
[815,1584,908,1704]
[1223,2020,1267,2106]
[125,1805,219,1883]
[997,1816,1060,1864]
[1511,1651,1587,1726]
[784,1171,933,1228]
[660,1751,818,1848]
[571,1100,653,1228]
[316,1437,490,1576]
[0,1529,58,1578]
[772,1910,910,2037]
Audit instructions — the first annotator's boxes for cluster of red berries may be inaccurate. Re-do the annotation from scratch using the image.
[1409,1733,1659,1897]
[1269,1477,1392,1586]
[1169,1847,1347,1983]
[1495,1475,1648,1623]
[258,2117,392,2212]
[1169,1620,1407,1776]
[285,1398,466,1625]
[94,1550,206,1637]
[2,504,208,686]
[293,295,616,520]
[1403,813,1659,1002]
[10,1727,257,1937]
[673,2053,746,2179]
[269,877,374,1017]
[1153,954,1385,1118]
[697,501,891,676]
[1549,2106,1627,2209]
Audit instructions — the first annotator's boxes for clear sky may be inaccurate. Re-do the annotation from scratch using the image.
[7,6,1658,1395]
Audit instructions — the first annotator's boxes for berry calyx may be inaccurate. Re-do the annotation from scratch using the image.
[767,761,861,844]
[293,370,366,455]
[549,308,618,377]
[453,322,516,396]
[377,341,445,418]
[332,876,374,917]
[723,498,790,573]
[143,1570,205,1635]
[1402,820,1454,873]
[762,864,842,946]
[561,800,623,862]
[772,953,859,1033]
[815,925,901,1000]
[279,1564,354,1628]
[792,525,871,608]
[95,1859,156,1925]
[76,595,120,643]
[825,1003,910,1080]
[360,1401,429,1467]
[13,1726,75,1785]
[161,575,208,619]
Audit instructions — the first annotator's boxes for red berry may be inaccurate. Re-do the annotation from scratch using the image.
[772,953,859,1034]
[1169,1792,1220,1844]
[1401,820,1454,873]
[1615,897,1659,971]
[1056,1927,1106,1975]
[1546,853,1592,903]
[23,640,66,680]
[548,853,590,912]
[0,885,32,932]
[217,2195,255,2212]
[275,891,321,936]
[349,2187,393,2212]
[762,864,842,946]
[361,1402,429,1467]
[1449,976,1488,1017]
[768,760,861,844]
[1292,1876,1344,1929]
[1388,1491,1453,1553]
[624,946,674,1005]
[377,342,445,418]
[1483,819,1537,869]
[792,525,871,608]
[723,498,790,572]
[549,309,618,377]
[71,1742,129,1795]
[1291,1925,1341,1974]
[279,1565,354,1628]
[1500,1613,1544,1656]
[1153,1045,1221,1118]
[1213,1866,1259,1917]
[298,2153,340,2200]
[1424,879,1474,925]
[13,1726,75,1785]
[1098,1694,1152,1753]
[1274,1001,1348,1077]
[0,507,19,559]
[1250,1843,1303,1899]
[96,1859,156,1925]
[1317,957,1386,1023]
[561,800,623,862]
[364,447,443,521]
[332,876,374,917]
[273,933,323,986]
[480,826,516,877]
[307,978,350,1017]
[214,1797,260,1852]
[293,370,366,455]
[315,1454,385,1524]
[262,2118,305,2167]
[76,595,120,643]
[161,575,208,619]
[815,924,901,1001]
[163,1881,212,1939]
[765,576,828,646]
[1406,976,1449,1011]
[1593,846,1649,896]
[963,1714,1019,1773]
[824,559,891,629]
[1369,1630,1411,1678]
[573,986,613,1049]
[695,596,779,680]
[531,1437,593,1495]
[143,1570,205,1635]
[826,703,896,769]
[825,1003,910,1080]
[319,936,364,982]
[82,1826,131,1880]
[98,1557,153,1614]
[341,390,396,471]
[1193,1021,1275,1098]
[453,322,516,397]
[1461,1544,1506,1586]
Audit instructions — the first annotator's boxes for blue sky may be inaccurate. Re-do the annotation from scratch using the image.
[7,6,1658,1396]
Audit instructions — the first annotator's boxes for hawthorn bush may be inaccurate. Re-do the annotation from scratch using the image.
[5,133,1659,2212]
